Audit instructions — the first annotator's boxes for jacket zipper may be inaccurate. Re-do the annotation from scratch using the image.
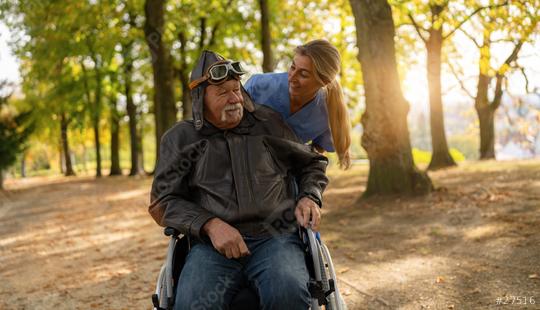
[244,135,255,206]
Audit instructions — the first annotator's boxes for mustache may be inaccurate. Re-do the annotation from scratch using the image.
[223,103,243,111]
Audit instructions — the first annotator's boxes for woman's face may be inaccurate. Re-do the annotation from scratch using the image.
[287,53,323,98]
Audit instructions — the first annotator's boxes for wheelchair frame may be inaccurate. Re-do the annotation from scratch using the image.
[152,227,346,310]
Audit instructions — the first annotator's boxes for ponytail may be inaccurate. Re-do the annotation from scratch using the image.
[326,79,351,169]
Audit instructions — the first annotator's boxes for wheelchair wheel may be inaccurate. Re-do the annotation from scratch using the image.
[321,243,347,310]
[316,242,333,310]
[305,228,346,310]
[153,234,181,310]
[153,264,169,310]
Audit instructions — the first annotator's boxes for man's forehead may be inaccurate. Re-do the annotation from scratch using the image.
[209,80,240,91]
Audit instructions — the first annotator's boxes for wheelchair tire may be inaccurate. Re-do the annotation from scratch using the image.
[321,243,347,310]
[153,264,169,310]
[313,241,332,310]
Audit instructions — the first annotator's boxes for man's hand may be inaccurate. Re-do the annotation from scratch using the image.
[295,197,321,231]
[202,218,250,259]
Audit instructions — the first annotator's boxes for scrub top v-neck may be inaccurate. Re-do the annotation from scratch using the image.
[244,72,334,152]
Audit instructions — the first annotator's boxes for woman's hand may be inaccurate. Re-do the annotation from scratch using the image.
[295,197,321,231]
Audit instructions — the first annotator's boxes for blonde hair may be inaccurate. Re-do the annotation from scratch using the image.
[295,39,351,169]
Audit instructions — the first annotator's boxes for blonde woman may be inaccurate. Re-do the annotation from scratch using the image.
[245,39,351,168]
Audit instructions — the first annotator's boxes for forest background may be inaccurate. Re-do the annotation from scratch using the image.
[0,0,538,190]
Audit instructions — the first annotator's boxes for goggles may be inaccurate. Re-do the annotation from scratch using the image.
[189,60,246,90]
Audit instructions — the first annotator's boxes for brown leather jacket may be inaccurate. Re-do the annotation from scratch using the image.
[148,105,328,238]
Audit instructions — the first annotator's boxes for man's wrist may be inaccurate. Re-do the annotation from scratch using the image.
[298,192,322,207]
[202,217,219,236]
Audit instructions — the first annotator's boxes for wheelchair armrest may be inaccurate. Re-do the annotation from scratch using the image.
[164,227,181,237]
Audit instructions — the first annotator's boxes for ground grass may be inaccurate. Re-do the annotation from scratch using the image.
[1,159,539,309]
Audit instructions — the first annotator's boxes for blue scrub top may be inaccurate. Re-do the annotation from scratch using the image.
[244,72,335,152]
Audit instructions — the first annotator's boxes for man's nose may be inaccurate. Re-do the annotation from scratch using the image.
[228,91,242,103]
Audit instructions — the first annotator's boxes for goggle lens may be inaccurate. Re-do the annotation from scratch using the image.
[230,62,244,74]
[209,65,229,81]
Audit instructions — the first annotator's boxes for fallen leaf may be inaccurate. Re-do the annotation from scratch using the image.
[529,273,539,279]
[469,288,481,294]
[338,267,350,274]
[448,305,454,309]
[342,288,352,296]
[436,276,445,283]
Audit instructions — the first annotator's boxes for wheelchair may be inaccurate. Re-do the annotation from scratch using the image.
[152,226,346,310]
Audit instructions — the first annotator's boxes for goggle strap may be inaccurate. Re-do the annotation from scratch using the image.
[189,75,209,90]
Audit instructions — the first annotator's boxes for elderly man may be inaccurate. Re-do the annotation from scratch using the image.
[149,51,328,310]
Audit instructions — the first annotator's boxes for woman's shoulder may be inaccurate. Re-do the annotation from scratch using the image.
[245,72,287,90]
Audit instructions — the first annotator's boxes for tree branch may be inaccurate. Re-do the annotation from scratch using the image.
[198,17,206,51]
[447,61,475,100]
[491,74,505,110]
[443,1,508,40]
[458,28,481,48]
[407,13,428,43]
[177,30,187,78]
[520,67,530,93]
[506,41,524,64]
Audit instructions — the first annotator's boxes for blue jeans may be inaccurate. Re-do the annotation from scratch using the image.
[174,232,310,310]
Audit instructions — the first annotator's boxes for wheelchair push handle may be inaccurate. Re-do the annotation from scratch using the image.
[164,227,181,237]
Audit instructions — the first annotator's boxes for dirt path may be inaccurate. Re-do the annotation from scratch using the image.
[1,160,539,309]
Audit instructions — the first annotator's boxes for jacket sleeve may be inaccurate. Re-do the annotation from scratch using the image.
[263,136,329,207]
[148,132,215,238]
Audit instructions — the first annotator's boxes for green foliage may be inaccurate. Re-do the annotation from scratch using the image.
[0,0,537,177]
[412,148,432,164]
[0,84,34,172]
[413,147,465,164]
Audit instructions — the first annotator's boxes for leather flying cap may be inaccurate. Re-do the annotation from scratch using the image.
[189,50,255,130]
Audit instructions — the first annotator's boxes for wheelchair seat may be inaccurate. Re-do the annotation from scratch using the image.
[152,227,346,310]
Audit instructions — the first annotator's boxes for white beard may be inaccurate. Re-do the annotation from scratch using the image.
[220,103,243,122]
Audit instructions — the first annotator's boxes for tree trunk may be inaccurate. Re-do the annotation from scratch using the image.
[59,144,65,174]
[177,31,192,121]
[474,31,525,160]
[349,0,432,197]
[92,118,102,177]
[60,113,76,176]
[109,99,122,176]
[180,74,192,120]
[137,121,145,174]
[85,46,104,178]
[259,0,274,72]
[426,23,456,170]
[0,169,4,190]
[125,61,143,176]
[474,41,496,159]
[82,145,88,173]
[20,153,26,178]
[477,106,495,159]
[144,0,178,163]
